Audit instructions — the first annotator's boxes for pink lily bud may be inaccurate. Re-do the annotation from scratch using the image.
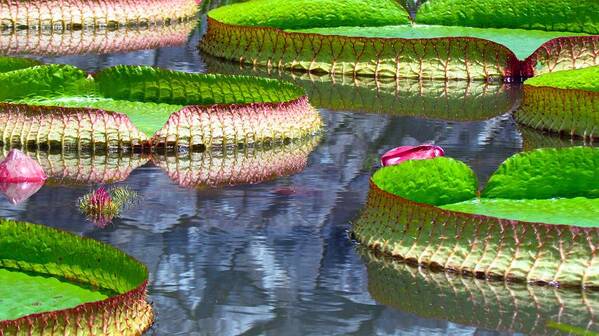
[381,145,445,167]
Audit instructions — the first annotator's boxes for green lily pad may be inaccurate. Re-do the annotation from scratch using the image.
[0,64,303,137]
[372,147,599,226]
[416,0,599,34]
[441,197,599,227]
[372,157,477,206]
[483,147,599,200]
[0,218,152,334]
[354,147,599,287]
[0,56,42,73]
[517,66,599,139]
[202,0,597,79]
[524,66,599,93]
[0,57,321,149]
[208,0,410,29]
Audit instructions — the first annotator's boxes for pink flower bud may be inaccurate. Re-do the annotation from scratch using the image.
[381,145,445,167]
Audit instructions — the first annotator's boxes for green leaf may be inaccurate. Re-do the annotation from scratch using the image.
[524,65,599,92]
[372,157,478,206]
[482,147,599,200]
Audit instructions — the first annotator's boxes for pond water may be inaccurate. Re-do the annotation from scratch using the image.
[0,14,596,336]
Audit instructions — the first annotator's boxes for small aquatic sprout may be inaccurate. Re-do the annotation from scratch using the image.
[110,185,140,209]
[380,144,444,166]
[79,186,139,227]
[79,187,118,227]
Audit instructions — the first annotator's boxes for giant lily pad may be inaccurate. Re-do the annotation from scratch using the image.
[292,25,587,61]
[517,66,599,139]
[0,21,196,57]
[362,249,599,335]
[205,57,521,121]
[0,218,152,335]
[353,146,599,287]
[0,58,322,149]
[201,0,598,79]
[0,0,199,29]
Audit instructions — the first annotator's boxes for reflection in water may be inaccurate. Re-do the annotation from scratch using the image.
[0,181,44,205]
[30,28,205,73]
[519,125,596,151]
[362,249,599,335]
[0,148,150,186]
[205,57,522,121]
[153,137,321,188]
[0,137,320,190]
[0,21,196,57]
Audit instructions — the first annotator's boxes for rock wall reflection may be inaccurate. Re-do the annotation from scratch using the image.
[81,110,522,334]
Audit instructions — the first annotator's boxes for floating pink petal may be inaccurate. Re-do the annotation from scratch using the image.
[0,182,44,204]
[381,145,445,167]
[273,186,317,197]
[0,149,47,183]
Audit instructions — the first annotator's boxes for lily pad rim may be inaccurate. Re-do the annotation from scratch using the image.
[206,17,518,55]
[368,178,599,230]
[206,16,598,62]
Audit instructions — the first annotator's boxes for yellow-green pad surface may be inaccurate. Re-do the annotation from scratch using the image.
[441,197,599,227]
[22,96,182,137]
[0,268,110,321]
[372,157,477,206]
